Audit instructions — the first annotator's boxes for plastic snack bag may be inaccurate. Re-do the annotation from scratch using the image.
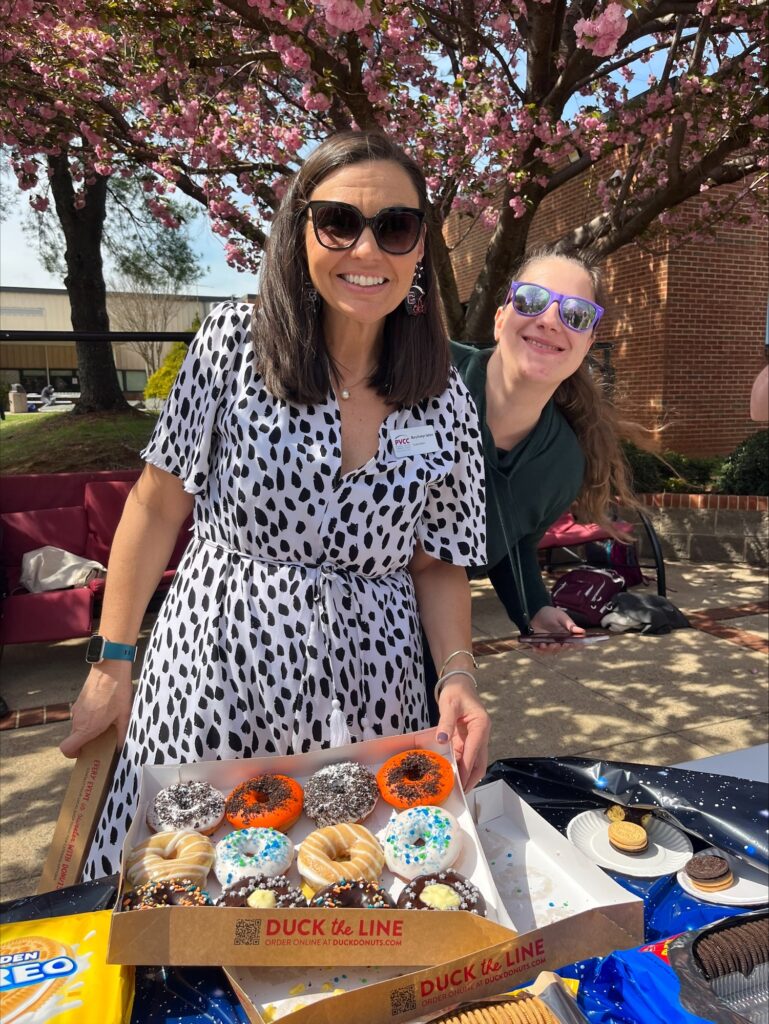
[0,909,133,1023]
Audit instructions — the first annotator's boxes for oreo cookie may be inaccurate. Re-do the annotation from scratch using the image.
[684,853,734,893]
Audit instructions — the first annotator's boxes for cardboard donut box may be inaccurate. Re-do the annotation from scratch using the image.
[44,728,644,1022]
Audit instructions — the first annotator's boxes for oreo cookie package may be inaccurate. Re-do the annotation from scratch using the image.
[577,910,768,1024]
[668,910,769,1024]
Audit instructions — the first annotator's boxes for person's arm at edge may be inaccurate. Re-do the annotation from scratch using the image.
[409,543,490,791]
[750,364,769,422]
[59,464,194,757]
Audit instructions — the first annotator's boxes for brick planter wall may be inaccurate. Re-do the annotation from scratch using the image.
[636,494,768,566]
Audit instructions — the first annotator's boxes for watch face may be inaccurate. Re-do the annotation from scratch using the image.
[85,635,104,664]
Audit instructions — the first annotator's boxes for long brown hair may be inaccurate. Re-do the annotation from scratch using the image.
[253,131,449,406]
[517,245,639,535]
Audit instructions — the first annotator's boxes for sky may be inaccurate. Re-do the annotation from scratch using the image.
[0,189,255,299]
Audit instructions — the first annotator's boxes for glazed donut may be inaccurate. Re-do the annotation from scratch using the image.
[225,774,303,832]
[396,870,486,915]
[311,878,395,909]
[216,873,307,909]
[383,805,462,879]
[122,878,213,910]
[146,781,226,835]
[214,827,294,887]
[125,829,215,887]
[297,823,384,891]
[304,762,379,827]
[376,749,454,809]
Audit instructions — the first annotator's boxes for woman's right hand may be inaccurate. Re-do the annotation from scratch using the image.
[59,662,134,758]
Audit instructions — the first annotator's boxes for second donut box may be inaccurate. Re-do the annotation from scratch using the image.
[107,729,516,966]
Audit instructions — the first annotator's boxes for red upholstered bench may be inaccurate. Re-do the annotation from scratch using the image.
[537,510,667,596]
[0,470,192,645]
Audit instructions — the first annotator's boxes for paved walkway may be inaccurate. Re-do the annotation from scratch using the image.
[1,562,766,903]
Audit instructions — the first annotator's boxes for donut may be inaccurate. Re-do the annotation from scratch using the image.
[376,749,454,809]
[216,874,307,908]
[214,827,294,887]
[225,774,303,831]
[146,781,226,835]
[383,805,462,879]
[396,870,486,915]
[311,878,395,909]
[122,878,212,910]
[304,761,379,827]
[125,828,216,887]
[297,823,384,891]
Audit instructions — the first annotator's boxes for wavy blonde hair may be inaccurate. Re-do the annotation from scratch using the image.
[517,246,640,536]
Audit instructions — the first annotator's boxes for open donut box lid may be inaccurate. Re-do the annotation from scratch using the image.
[107,729,517,967]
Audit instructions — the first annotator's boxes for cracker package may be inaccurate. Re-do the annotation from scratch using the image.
[0,909,133,1023]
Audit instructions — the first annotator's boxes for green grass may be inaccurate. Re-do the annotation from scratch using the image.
[0,410,158,474]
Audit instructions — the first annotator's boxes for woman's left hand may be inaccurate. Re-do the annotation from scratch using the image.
[527,605,585,653]
[435,677,490,792]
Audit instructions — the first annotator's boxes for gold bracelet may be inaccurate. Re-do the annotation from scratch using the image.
[438,648,478,678]
[434,669,478,702]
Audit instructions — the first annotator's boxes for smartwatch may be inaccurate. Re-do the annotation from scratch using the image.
[85,634,137,665]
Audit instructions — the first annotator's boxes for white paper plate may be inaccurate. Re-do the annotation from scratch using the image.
[677,847,769,906]
[566,809,693,877]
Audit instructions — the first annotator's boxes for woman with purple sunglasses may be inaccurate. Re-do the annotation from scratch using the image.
[423,245,638,719]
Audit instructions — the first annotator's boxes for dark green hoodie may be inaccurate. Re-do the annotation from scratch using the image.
[451,340,585,624]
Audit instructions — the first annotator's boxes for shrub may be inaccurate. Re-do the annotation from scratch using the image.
[144,342,188,401]
[716,430,769,495]
[661,451,725,489]
[621,442,666,493]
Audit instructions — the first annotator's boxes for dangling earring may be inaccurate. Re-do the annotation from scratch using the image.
[304,282,320,314]
[404,261,426,317]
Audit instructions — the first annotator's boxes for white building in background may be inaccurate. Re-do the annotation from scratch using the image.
[0,287,244,395]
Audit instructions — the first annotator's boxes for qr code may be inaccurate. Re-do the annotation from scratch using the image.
[234,918,262,946]
[390,983,416,1016]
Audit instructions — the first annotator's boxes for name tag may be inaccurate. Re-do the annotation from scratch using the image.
[391,427,439,458]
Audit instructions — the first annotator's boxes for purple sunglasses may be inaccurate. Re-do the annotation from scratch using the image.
[505,281,604,333]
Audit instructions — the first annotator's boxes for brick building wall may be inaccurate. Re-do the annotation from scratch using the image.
[444,160,768,456]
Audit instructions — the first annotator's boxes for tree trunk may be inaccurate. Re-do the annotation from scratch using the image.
[48,154,131,414]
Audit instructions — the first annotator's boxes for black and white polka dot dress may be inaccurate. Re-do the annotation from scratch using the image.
[85,303,485,878]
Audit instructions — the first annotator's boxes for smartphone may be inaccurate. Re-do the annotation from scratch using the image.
[517,632,611,647]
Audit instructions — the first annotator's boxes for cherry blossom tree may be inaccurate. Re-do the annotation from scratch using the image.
[2,0,766,345]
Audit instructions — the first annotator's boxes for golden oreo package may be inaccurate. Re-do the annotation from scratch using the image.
[0,910,133,1023]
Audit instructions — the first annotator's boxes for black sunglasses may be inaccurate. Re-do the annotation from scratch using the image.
[306,201,425,255]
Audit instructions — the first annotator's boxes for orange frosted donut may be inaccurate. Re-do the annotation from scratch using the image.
[225,774,303,832]
[377,749,454,809]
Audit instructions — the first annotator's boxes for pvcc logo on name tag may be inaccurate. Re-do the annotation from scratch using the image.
[391,428,440,459]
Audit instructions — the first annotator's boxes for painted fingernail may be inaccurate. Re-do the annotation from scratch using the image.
[436,732,449,743]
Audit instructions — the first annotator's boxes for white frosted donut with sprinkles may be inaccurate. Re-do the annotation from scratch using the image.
[383,805,462,879]
[147,781,226,835]
[214,827,295,887]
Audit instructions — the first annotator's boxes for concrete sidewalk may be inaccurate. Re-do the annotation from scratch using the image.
[1,562,767,903]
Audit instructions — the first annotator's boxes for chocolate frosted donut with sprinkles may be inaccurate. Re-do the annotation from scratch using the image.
[146,781,226,835]
[122,878,213,910]
[216,874,307,908]
[396,870,486,915]
[311,878,395,909]
[304,762,379,827]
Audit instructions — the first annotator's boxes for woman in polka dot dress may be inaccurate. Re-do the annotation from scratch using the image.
[61,131,490,879]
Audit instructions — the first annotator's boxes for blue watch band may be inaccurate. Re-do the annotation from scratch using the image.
[102,639,137,662]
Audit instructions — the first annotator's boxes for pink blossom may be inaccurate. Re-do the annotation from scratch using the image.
[574,3,626,57]
[301,84,331,112]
